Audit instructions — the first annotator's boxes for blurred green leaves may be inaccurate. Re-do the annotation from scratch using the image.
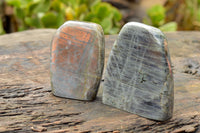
[0,19,5,35]
[5,0,122,34]
[164,0,200,30]
[84,2,122,34]
[147,5,165,27]
[143,5,177,32]
[159,22,177,32]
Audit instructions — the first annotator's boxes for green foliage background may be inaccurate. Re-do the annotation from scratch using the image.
[4,0,122,34]
[144,0,200,31]
[0,1,5,34]
[143,5,177,32]
[164,0,200,30]
[2,0,200,35]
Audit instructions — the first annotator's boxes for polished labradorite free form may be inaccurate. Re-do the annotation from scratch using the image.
[50,21,105,101]
[103,22,174,121]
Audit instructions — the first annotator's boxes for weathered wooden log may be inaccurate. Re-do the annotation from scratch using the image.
[0,29,200,132]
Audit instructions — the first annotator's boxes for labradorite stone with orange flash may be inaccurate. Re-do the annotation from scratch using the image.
[50,21,105,101]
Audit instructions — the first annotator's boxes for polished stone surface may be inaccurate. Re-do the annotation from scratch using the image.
[50,21,105,101]
[103,22,174,121]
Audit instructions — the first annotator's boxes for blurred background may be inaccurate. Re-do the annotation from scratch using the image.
[0,0,200,35]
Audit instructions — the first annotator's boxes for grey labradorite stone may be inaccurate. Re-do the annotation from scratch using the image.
[103,22,174,121]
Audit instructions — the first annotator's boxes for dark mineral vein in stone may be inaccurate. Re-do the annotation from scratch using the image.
[50,21,105,101]
[103,22,174,121]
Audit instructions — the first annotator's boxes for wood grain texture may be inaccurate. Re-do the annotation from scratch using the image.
[0,29,200,132]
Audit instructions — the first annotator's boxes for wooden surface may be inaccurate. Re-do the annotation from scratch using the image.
[0,29,200,133]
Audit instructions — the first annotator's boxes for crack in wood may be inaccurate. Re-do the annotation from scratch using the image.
[40,120,85,127]
[0,128,23,133]
[0,112,23,117]
[3,93,26,99]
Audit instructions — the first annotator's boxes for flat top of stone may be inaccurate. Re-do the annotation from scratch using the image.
[121,22,165,45]
[125,22,162,33]
[58,21,103,33]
